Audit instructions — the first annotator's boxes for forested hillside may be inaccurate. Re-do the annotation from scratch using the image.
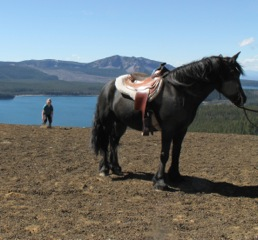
[189,104,258,135]
[0,80,103,97]
[189,90,258,135]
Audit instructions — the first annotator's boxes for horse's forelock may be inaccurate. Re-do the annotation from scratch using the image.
[237,63,244,75]
[234,61,244,75]
[222,56,244,75]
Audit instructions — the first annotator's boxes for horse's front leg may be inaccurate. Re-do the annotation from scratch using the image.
[167,129,187,182]
[153,133,172,190]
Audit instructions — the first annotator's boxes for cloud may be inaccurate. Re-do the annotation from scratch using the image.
[241,55,258,71]
[239,37,255,47]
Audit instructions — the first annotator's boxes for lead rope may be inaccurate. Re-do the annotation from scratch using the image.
[217,92,258,128]
[238,106,258,128]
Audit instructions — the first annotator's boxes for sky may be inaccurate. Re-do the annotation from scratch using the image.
[1,0,258,72]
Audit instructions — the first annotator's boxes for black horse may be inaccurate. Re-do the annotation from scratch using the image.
[91,52,246,190]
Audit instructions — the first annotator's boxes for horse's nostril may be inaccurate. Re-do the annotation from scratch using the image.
[238,94,247,107]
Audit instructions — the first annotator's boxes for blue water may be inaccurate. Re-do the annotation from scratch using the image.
[243,86,258,90]
[0,86,257,127]
[0,95,97,127]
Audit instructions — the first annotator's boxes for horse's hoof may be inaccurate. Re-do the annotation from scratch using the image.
[153,179,168,191]
[111,167,123,176]
[99,172,108,177]
[167,172,183,183]
[153,183,169,191]
[99,168,109,177]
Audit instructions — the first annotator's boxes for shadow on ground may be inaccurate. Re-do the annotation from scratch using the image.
[112,171,258,198]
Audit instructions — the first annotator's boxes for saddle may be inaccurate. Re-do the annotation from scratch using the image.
[115,63,170,136]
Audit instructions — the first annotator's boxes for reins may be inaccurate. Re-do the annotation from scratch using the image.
[237,106,258,128]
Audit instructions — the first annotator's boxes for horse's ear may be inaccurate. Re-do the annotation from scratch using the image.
[231,52,241,62]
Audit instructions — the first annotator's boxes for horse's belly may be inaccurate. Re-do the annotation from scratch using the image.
[121,111,143,131]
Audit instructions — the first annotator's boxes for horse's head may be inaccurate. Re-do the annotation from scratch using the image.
[215,52,246,107]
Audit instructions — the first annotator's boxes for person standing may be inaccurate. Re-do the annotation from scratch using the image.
[42,98,54,128]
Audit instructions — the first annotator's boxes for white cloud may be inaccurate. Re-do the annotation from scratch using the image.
[241,55,258,71]
[239,37,255,47]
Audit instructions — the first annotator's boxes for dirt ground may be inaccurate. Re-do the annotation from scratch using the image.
[0,124,257,240]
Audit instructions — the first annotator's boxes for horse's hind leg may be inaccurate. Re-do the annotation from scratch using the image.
[99,154,109,176]
[109,122,126,175]
[97,117,115,176]
[98,133,111,176]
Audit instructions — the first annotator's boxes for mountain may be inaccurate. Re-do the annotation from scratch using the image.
[0,63,58,81]
[14,56,174,83]
[86,55,173,74]
[1,55,258,86]
[0,56,175,97]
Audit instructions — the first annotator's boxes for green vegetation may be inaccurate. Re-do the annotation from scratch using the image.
[0,93,15,99]
[0,65,58,81]
[189,104,258,135]
[0,80,104,96]
[0,63,106,96]
[189,90,258,135]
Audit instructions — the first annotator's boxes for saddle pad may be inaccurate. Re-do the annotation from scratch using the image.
[115,74,138,100]
[115,74,163,101]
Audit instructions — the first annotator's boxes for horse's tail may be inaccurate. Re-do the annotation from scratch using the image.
[91,81,115,156]
[91,99,104,156]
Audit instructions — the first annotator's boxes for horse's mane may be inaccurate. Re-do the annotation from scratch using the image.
[166,55,244,87]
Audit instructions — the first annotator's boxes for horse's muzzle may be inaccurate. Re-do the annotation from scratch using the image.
[232,92,247,107]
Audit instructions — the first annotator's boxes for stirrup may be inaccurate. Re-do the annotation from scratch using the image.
[142,127,150,136]
[142,117,150,136]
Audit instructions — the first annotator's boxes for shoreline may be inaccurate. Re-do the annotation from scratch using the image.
[0,123,90,129]
[14,94,98,98]
[0,94,99,100]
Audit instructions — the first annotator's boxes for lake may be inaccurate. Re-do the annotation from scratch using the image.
[0,95,97,127]
[1,86,258,128]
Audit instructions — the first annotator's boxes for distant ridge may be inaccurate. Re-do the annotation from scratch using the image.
[86,55,174,74]
[0,56,174,83]
[0,55,257,84]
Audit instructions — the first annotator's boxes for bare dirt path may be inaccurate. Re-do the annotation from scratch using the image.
[0,124,257,239]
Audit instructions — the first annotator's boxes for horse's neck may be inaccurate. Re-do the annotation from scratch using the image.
[183,81,215,104]
[166,71,216,105]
